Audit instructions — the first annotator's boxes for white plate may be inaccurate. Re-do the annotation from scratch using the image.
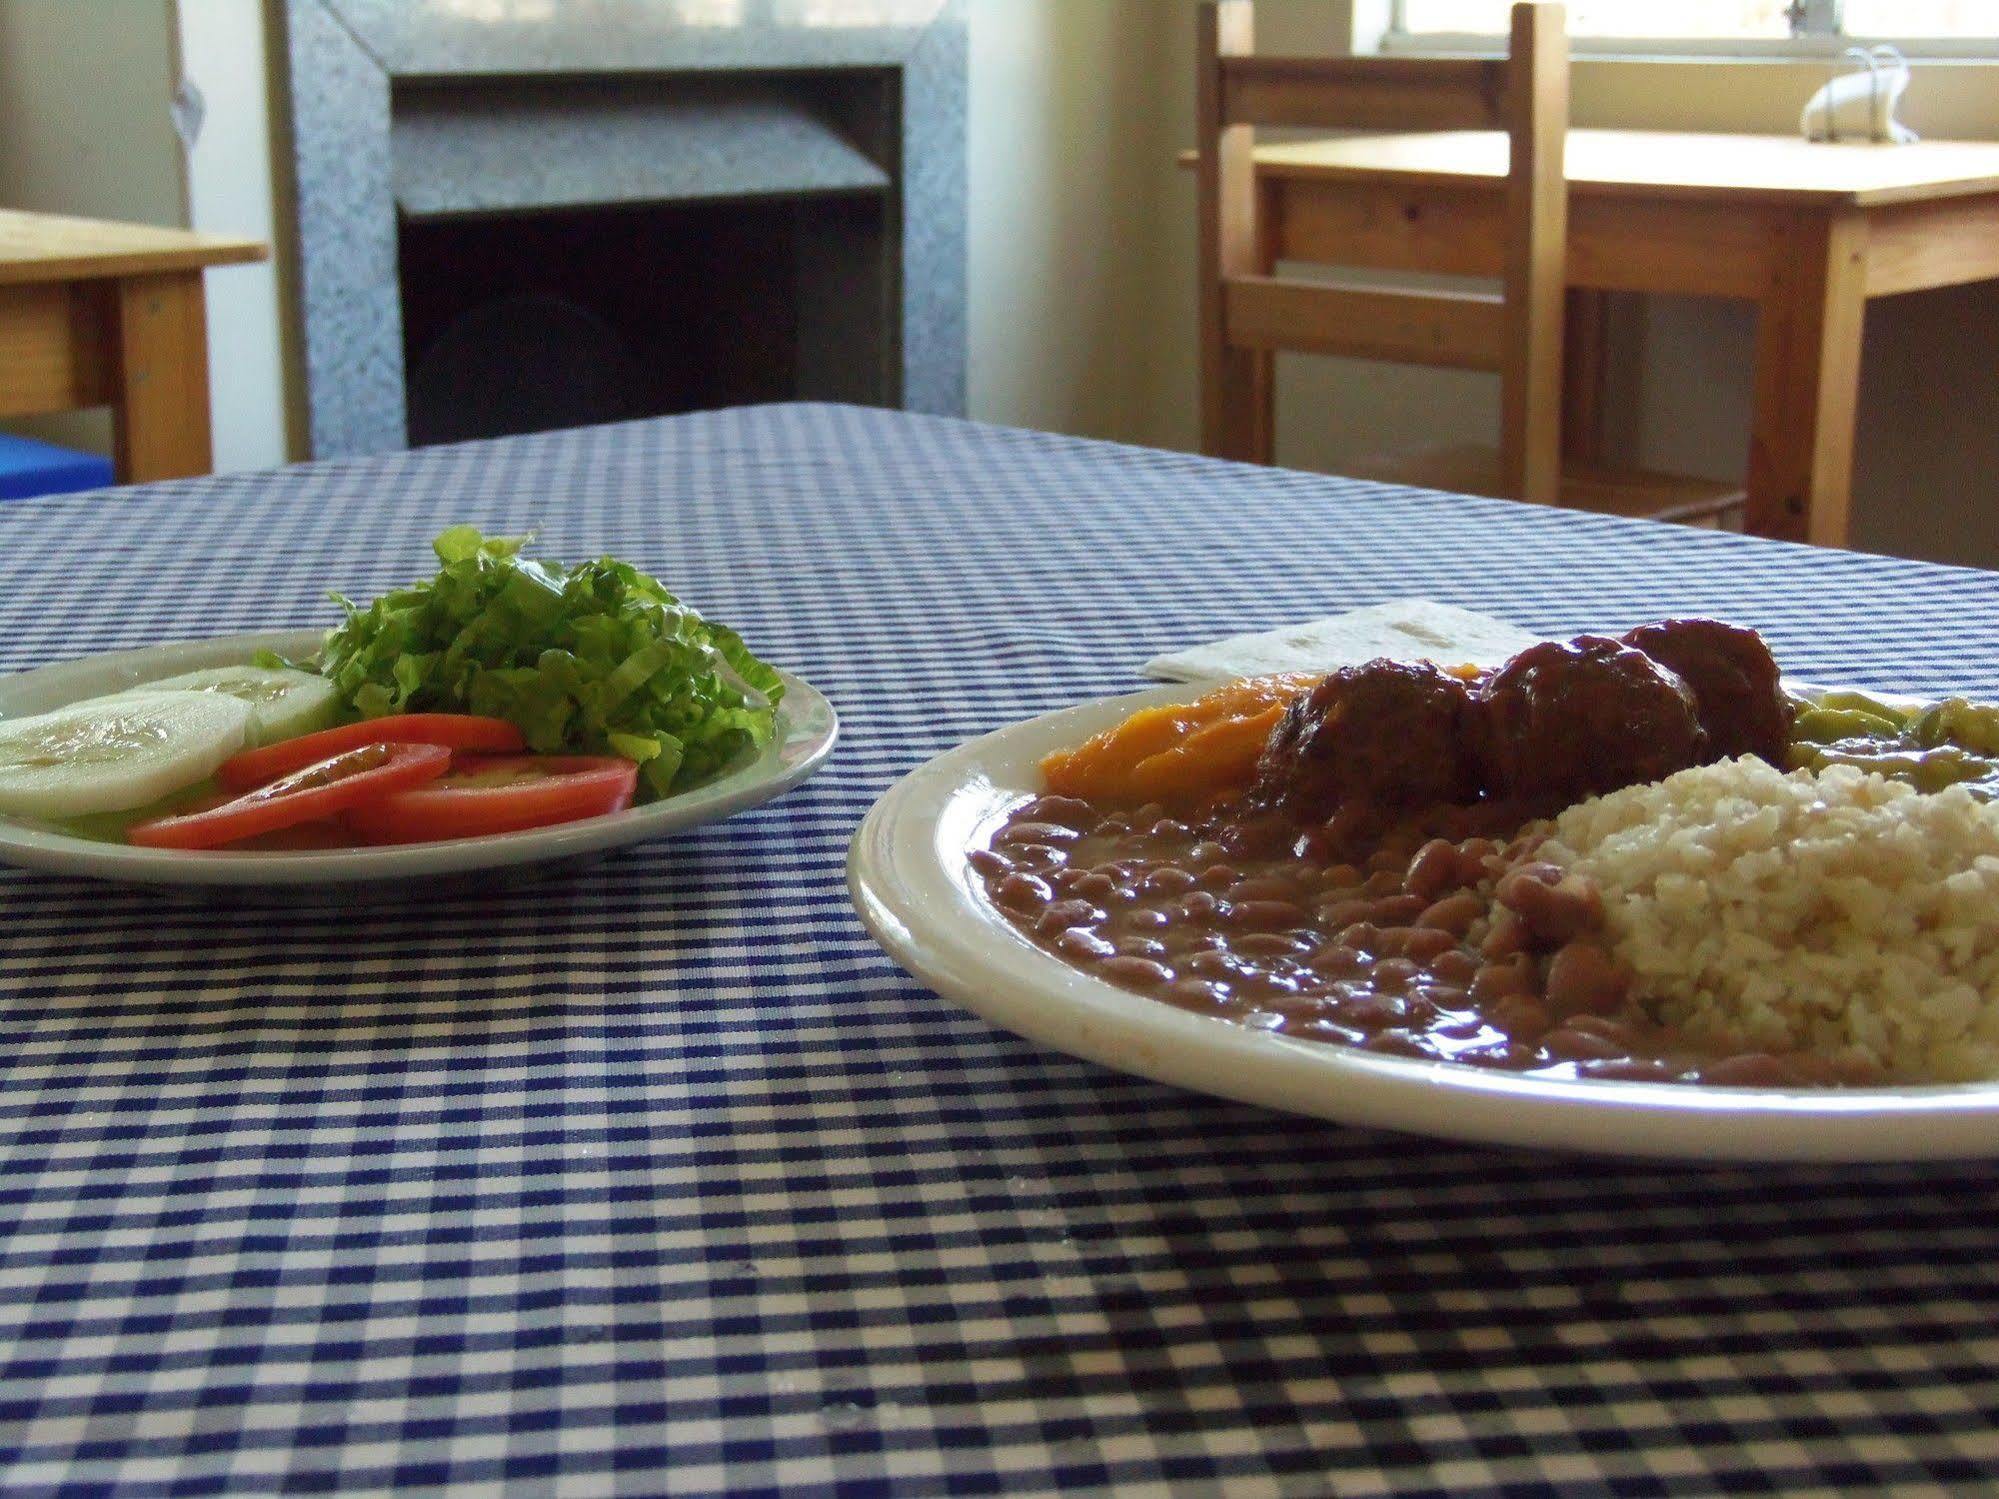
[0,631,836,887]
[849,683,1999,1163]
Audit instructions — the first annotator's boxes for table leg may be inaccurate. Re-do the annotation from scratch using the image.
[1746,212,1867,545]
[110,270,213,484]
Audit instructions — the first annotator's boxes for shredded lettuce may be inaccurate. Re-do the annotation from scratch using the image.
[312,527,784,801]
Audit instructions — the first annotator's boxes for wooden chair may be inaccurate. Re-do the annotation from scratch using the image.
[1195,0,1743,525]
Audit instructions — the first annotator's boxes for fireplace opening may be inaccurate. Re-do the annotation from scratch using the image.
[398,192,892,447]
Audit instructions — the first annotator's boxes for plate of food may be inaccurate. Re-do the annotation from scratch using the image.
[0,528,836,886]
[850,617,1999,1161]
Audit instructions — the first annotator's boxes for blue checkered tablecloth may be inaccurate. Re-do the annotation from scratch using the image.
[4,404,1998,1496]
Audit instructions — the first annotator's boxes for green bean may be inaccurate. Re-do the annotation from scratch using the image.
[1812,689,1915,727]
[1805,744,1996,793]
[1792,706,1905,744]
[1784,743,1822,773]
[1911,698,1999,755]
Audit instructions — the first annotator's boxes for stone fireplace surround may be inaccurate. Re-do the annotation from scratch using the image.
[281,0,966,459]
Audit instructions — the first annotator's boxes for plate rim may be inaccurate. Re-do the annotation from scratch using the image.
[0,629,837,886]
[848,681,1999,1163]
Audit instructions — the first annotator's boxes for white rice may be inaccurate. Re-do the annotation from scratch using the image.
[1541,758,1999,1083]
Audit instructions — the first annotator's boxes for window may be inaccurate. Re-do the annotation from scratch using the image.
[1391,1,1999,53]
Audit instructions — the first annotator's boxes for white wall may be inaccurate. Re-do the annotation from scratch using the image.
[176,0,290,471]
[964,0,1168,441]
[0,0,183,219]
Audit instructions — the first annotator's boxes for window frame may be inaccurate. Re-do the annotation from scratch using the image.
[1378,0,1999,60]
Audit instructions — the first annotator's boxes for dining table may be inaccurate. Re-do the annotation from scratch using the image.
[0,210,267,484]
[1199,129,1999,548]
[4,401,1999,1495]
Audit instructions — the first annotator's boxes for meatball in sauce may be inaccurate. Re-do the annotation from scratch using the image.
[1474,636,1707,802]
[1251,659,1478,820]
[1621,617,1793,764]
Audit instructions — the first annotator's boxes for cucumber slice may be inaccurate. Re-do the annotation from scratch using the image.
[0,690,253,820]
[122,665,340,746]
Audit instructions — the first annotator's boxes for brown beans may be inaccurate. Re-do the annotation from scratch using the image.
[1331,994,1403,1031]
[1370,957,1421,990]
[1227,876,1298,903]
[1337,922,1381,955]
[1369,894,1427,927]
[1018,796,1099,829]
[1542,941,1630,1018]
[1227,900,1309,933]
[1363,1029,1434,1059]
[1403,838,1464,902]
[1560,1013,1639,1045]
[1486,994,1550,1041]
[1457,837,1498,872]
[996,820,1082,849]
[1164,977,1231,1008]
[993,872,1054,914]
[1183,949,1248,979]
[1007,844,1069,874]
[1035,899,1107,935]
[1098,956,1175,990]
[1429,949,1478,986]
[1470,956,1533,1002]
[1055,928,1118,963]
[1319,898,1376,929]
[1417,890,1484,937]
[1495,863,1604,946]
[1231,932,1314,958]
[1066,871,1117,902]
[1309,943,1366,976]
[968,848,1013,879]
[1575,1058,1681,1083]
[975,794,1719,1089]
[1418,985,1471,1015]
[1396,926,1460,963]
[1480,907,1527,959]
[1541,1025,1628,1062]
[1697,1052,1796,1088]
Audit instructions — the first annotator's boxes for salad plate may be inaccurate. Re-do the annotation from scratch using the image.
[848,682,1999,1164]
[0,631,837,887]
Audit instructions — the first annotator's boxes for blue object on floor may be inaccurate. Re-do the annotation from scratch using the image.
[0,433,114,500]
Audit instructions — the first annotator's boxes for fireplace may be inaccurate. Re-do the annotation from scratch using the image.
[400,192,889,445]
[279,1,965,458]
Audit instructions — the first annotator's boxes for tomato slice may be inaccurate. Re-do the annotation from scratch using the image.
[130,742,451,850]
[343,755,638,845]
[218,714,526,790]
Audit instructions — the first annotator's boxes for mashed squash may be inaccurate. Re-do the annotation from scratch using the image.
[1040,673,1317,806]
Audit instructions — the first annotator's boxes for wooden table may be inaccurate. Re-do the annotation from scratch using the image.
[0,210,266,484]
[1217,130,1999,546]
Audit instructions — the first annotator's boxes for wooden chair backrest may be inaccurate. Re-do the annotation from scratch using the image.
[1196,1,1570,503]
